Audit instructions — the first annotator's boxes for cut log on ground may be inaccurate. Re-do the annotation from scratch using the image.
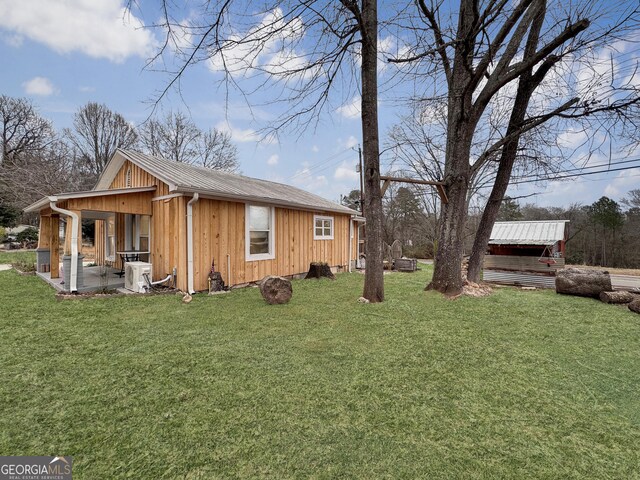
[305,262,335,280]
[555,267,612,298]
[599,290,635,304]
[259,275,293,305]
[629,298,640,314]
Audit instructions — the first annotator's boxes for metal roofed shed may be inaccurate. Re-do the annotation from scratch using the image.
[483,220,570,284]
[489,220,570,246]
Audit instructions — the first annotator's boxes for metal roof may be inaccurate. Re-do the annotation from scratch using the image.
[488,220,569,246]
[94,149,357,215]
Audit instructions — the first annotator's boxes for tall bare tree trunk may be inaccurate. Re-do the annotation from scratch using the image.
[427,0,476,296]
[467,78,541,283]
[360,0,384,302]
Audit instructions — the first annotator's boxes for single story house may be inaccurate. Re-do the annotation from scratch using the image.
[25,149,363,293]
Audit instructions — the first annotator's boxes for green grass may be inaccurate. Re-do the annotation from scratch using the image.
[1,267,639,479]
[0,249,36,264]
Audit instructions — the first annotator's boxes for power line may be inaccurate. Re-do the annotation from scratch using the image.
[285,148,354,181]
[511,162,640,185]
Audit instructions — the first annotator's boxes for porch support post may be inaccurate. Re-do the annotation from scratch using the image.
[37,215,51,249]
[74,210,82,255]
[50,215,60,278]
[36,214,51,274]
[64,217,72,255]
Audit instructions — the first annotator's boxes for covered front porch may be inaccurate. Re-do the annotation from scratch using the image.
[25,186,156,293]
[37,265,126,293]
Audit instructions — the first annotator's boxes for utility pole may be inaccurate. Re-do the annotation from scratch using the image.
[357,145,364,215]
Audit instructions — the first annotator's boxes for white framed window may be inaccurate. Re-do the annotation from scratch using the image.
[105,215,116,261]
[314,215,334,240]
[246,204,275,261]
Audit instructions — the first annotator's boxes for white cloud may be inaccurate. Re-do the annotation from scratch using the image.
[3,33,23,47]
[342,135,359,149]
[604,168,640,198]
[22,76,56,96]
[267,154,279,166]
[336,97,360,119]
[216,121,274,145]
[290,166,328,191]
[208,8,315,82]
[311,145,319,153]
[557,129,589,151]
[79,85,95,93]
[0,0,156,62]
[334,161,359,181]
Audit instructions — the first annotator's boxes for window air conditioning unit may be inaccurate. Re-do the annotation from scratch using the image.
[124,261,152,293]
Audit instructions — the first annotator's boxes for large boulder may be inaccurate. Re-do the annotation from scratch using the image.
[555,267,612,298]
[259,275,293,305]
[629,298,640,314]
[599,290,635,304]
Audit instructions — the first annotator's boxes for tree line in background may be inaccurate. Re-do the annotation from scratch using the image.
[0,94,239,227]
[344,185,640,270]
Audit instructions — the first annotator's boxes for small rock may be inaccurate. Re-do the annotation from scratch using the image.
[358,296,370,303]
[182,293,192,304]
[521,286,537,290]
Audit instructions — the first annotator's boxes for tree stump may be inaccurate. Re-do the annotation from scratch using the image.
[305,262,335,280]
[599,290,635,304]
[208,271,226,293]
[259,275,293,304]
[629,298,640,314]
[555,267,612,298]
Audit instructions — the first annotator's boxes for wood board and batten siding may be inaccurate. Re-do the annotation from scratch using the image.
[95,158,356,292]
[191,198,353,291]
[95,159,187,287]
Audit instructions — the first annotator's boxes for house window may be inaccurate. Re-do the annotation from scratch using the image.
[314,215,334,240]
[246,204,275,261]
[105,215,116,261]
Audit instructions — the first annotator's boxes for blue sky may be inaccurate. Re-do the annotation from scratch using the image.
[0,0,638,208]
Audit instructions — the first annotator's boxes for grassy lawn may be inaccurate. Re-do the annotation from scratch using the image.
[1,267,639,479]
[0,249,36,264]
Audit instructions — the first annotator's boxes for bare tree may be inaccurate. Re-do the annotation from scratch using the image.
[0,95,53,164]
[65,102,138,180]
[199,128,239,171]
[140,112,239,171]
[138,0,385,301]
[0,139,83,209]
[390,0,639,295]
[139,111,199,163]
